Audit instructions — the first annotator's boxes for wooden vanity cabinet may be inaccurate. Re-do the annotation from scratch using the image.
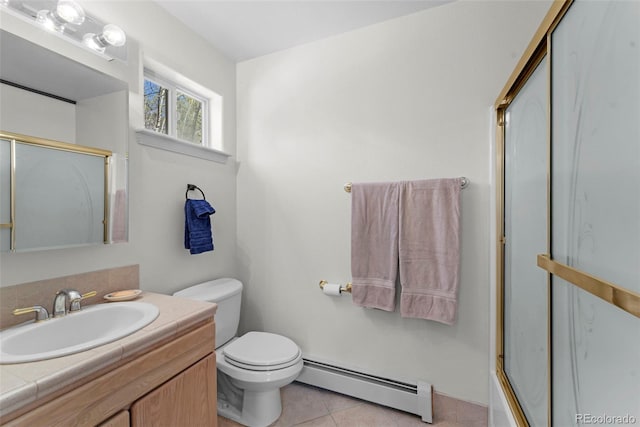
[130,353,216,426]
[97,411,130,427]
[1,320,217,427]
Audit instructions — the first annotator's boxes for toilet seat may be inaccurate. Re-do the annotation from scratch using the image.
[223,331,301,371]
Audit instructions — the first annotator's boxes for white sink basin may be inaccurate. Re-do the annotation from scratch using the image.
[0,302,159,364]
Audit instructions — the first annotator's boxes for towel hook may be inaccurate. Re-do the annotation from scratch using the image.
[186,184,206,200]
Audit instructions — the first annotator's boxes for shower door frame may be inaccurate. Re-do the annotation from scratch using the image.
[495,0,640,425]
[493,2,563,422]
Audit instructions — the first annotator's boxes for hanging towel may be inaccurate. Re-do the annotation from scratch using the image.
[110,189,127,243]
[184,199,216,255]
[398,178,461,325]
[350,182,400,311]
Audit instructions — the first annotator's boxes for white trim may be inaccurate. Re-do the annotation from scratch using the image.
[490,373,518,427]
[136,129,230,164]
[142,57,223,152]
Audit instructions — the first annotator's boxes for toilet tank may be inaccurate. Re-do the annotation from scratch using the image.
[173,278,242,348]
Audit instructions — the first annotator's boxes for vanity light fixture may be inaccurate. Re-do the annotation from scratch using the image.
[1,0,127,61]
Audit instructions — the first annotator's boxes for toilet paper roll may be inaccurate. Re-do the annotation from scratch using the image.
[322,283,342,296]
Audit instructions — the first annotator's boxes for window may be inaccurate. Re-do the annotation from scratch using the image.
[143,79,168,135]
[138,61,227,163]
[144,72,206,145]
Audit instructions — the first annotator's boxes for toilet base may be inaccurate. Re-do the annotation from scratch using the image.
[218,388,282,427]
[215,338,303,427]
[217,371,284,427]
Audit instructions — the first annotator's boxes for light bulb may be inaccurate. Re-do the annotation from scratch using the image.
[36,9,64,33]
[101,24,126,47]
[83,24,126,53]
[36,0,84,33]
[82,33,105,53]
[55,0,84,25]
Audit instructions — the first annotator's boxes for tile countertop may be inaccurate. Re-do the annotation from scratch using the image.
[0,292,217,418]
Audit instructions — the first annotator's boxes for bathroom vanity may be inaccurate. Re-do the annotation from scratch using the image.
[0,293,217,426]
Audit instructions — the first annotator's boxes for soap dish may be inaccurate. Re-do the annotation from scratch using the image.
[104,289,142,302]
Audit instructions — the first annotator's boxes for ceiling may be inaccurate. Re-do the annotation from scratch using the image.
[154,1,453,62]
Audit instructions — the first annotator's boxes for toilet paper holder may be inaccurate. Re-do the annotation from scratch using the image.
[319,280,352,294]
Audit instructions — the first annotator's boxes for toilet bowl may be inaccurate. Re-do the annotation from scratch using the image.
[173,279,303,427]
[216,332,303,426]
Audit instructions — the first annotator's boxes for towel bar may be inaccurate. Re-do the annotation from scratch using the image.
[344,177,469,193]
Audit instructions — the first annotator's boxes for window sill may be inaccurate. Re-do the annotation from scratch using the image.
[136,129,231,164]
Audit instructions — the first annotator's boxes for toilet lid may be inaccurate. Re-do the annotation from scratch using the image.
[223,332,301,371]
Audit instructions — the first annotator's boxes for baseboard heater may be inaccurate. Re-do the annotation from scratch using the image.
[297,357,433,423]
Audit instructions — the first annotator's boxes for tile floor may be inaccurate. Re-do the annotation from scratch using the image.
[217,382,488,427]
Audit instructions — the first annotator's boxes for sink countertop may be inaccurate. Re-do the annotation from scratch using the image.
[0,292,216,418]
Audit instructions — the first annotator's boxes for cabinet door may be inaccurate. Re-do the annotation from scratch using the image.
[98,410,130,427]
[131,353,217,427]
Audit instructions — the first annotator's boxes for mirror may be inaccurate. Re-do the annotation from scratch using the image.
[1,132,111,251]
[0,29,129,251]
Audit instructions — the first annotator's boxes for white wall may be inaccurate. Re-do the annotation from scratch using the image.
[237,1,550,404]
[0,0,237,294]
[0,83,76,142]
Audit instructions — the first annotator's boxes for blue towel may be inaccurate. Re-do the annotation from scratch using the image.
[184,199,216,254]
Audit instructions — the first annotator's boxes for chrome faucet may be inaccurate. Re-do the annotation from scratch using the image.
[52,289,83,318]
[51,289,97,317]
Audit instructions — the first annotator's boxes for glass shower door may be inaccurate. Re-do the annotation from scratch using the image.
[550,0,640,424]
[503,58,548,426]
[496,0,640,424]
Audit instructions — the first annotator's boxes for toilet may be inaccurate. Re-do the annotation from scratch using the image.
[173,278,303,427]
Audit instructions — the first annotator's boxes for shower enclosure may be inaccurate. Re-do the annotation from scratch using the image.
[495,0,639,425]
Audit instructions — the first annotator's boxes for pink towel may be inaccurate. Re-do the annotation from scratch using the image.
[399,179,461,324]
[350,182,399,311]
[350,178,462,324]
[111,189,127,243]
